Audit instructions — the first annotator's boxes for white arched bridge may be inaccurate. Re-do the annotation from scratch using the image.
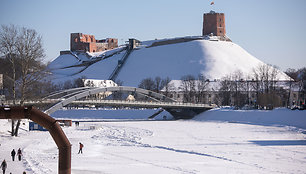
[9,86,216,119]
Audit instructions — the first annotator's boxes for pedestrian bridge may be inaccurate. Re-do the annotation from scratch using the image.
[7,86,216,119]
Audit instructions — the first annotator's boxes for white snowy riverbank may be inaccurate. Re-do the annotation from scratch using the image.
[0,108,305,174]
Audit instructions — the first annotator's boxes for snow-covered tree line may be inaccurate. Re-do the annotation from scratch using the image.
[138,65,306,109]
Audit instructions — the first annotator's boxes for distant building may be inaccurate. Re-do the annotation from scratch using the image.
[70,33,118,52]
[83,79,118,100]
[83,79,117,88]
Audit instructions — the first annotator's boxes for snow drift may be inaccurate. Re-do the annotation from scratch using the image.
[194,107,306,130]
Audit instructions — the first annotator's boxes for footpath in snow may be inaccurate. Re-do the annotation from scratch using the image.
[0,108,305,174]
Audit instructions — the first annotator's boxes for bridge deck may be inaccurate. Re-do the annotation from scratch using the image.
[4,99,215,110]
[70,100,215,109]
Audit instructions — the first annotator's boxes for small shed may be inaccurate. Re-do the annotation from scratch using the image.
[56,120,72,127]
[29,122,48,131]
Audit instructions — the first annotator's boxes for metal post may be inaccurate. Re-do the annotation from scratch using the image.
[0,106,71,174]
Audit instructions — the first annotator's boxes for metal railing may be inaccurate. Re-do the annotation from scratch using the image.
[2,99,216,109]
[70,99,216,109]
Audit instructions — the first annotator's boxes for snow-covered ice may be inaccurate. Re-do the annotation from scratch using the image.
[0,108,306,174]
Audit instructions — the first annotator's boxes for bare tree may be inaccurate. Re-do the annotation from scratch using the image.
[231,70,248,107]
[16,27,45,104]
[285,68,298,81]
[112,79,124,100]
[297,68,306,106]
[0,25,19,136]
[218,75,232,106]
[251,63,280,109]
[0,25,46,136]
[217,71,248,107]
[0,25,18,105]
[0,55,22,101]
[160,77,172,97]
[138,77,155,91]
[181,75,196,102]
[64,80,73,89]
[73,76,86,88]
[195,74,209,103]
[154,76,162,93]
[115,79,123,86]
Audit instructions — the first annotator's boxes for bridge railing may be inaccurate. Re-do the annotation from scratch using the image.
[3,99,216,107]
[2,99,63,105]
[2,99,216,108]
[70,99,216,108]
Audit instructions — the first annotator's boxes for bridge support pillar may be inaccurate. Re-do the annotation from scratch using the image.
[166,108,210,119]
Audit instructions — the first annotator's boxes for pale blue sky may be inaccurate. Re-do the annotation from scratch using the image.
[0,0,305,70]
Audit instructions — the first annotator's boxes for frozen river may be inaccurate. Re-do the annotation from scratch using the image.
[0,108,306,173]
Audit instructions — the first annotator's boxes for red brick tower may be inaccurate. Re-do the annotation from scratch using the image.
[202,11,226,36]
[70,33,118,52]
[71,33,97,52]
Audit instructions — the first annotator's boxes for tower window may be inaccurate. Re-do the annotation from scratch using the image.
[220,24,222,27]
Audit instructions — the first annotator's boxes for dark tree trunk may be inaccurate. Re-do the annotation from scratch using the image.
[11,120,15,136]
[14,120,21,136]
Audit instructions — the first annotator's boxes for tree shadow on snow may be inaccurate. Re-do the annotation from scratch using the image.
[249,140,306,146]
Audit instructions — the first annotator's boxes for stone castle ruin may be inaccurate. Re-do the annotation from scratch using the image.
[67,10,229,54]
[70,33,118,52]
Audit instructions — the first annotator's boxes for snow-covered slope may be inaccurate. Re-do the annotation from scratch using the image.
[49,37,290,86]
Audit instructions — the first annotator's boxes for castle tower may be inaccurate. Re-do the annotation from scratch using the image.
[202,11,226,36]
[70,33,97,52]
[70,33,118,52]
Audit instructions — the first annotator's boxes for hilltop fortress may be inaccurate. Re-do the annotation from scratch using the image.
[50,11,290,84]
[64,10,229,54]
[49,11,296,107]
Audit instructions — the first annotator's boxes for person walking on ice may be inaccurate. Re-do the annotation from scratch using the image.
[17,148,22,161]
[0,159,7,174]
[11,149,16,161]
[78,142,84,154]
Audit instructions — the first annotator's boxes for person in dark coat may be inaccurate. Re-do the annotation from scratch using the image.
[78,142,84,154]
[11,149,16,161]
[17,148,22,161]
[0,159,7,174]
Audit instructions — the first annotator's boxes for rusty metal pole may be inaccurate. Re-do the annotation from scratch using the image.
[0,106,71,174]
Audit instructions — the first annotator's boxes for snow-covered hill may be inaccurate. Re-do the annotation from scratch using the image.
[48,36,290,86]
